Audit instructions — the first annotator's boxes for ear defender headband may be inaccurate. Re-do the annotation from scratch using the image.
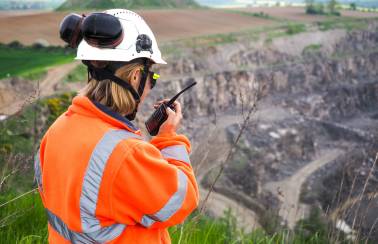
[60,12,155,121]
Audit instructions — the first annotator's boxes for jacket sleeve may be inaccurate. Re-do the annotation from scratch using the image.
[111,132,199,229]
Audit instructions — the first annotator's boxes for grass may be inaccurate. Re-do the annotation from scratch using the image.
[0,191,345,244]
[0,93,76,193]
[0,45,74,80]
[286,23,307,35]
[317,17,370,31]
[225,9,274,20]
[183,33,237,48]
[63,64,87,83]
[0,191,48,243]
[225,9,288,23]
[264,23,307,44]
[160,43,183,58]
[303,44,323,54]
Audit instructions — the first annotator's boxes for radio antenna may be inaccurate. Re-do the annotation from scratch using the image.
[166,82,197,106]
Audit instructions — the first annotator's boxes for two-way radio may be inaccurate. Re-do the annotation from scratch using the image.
[145,82,197,136]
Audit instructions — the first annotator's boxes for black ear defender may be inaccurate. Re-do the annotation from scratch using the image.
[59,12,123,49]
[59,13,84,48]
[145,82,197,136]
[82,13,123,48]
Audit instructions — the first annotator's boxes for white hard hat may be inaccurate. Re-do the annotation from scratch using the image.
[75,9,166,64]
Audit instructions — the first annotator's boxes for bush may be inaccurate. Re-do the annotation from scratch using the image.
[43,93,75,125]
[32,43,45,50]
[306,3,325,15]
[252,11,270,19]
[305,0,341,16]
[303,44,322,55]
[8,40,23,49]
[350,3,357,10]
[328,0,339,15]
[287,24,306,35]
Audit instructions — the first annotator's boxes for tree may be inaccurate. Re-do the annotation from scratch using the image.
[306,0,325,15]
[350,3,357,11]
[306,0,316,14]
[328,0,340,15]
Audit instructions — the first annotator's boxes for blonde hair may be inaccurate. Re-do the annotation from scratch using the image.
[79,61,144,116]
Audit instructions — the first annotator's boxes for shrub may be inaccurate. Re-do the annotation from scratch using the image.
[306,0,325,15]
[350,3,357,10]
[253,12,270,19]
[8,40,23,49]
[287,24,306,35]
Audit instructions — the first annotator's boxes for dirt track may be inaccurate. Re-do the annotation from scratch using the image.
[39,61,79,97]
[199,188,261,232]
[0,9,274,46]
[264,149,343,228]
[0,61,79,115]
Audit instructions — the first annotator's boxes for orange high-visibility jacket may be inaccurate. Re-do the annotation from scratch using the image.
[34,95,199,243]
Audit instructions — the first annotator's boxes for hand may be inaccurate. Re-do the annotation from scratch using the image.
[153,99,182,135]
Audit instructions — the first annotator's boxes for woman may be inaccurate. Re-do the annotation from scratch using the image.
[34,9,199,243]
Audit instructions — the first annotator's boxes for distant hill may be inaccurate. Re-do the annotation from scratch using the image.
[57,0,200,11]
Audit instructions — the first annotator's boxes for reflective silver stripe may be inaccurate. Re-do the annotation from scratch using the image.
[141,169,188,227]
[47,208,126,243]
[80,130,142,233]
[34,149,43,192]
[161,145,190,165]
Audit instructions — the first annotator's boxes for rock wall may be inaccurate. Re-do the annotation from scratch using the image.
[137,21,378,239]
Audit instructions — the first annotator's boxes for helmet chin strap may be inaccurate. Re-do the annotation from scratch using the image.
[127,59,149,121]
[84,59,150,121]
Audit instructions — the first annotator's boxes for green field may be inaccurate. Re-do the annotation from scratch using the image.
[0,45,74,80]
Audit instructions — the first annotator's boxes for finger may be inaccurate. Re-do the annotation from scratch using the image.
[172,101,182,115]
[153,101,166,107]
[156,98,170,104]
[166,107,176,118]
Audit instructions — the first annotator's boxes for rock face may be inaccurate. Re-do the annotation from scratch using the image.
[138,20,378,241]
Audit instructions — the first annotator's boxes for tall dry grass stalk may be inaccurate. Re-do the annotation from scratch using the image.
[177,82,263,237]
[327,151,378,243]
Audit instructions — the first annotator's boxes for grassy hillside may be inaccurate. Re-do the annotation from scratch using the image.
[57,0,200,11]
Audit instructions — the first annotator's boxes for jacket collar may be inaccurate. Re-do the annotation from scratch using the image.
[68,95,141,135]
